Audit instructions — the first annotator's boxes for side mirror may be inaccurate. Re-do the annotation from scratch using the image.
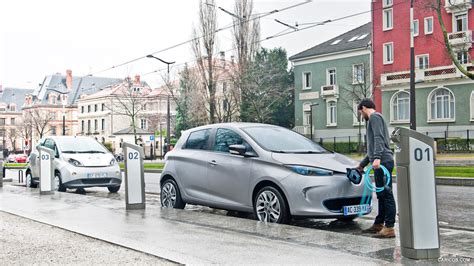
[229,144,246,156]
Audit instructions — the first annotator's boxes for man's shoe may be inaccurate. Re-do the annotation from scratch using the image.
[373,226,395,238]
[361,223,384,234]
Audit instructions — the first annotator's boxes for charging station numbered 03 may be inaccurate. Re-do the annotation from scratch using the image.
[38,146,55,195]
[123,143,145,210]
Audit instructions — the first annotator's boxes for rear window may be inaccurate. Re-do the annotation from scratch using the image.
[184,129,211,150]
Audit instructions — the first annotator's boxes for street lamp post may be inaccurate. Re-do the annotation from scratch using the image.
[146,55,175,155]
[309,103,319,141]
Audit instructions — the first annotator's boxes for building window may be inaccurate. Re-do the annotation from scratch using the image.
[383,8,393,31]
[391,91,410,123]
[428,87,455,121]
[302,102,311,126]
[383,42,394,64]
[353,100,362,125]
[327,68,337,85]
[353,64,364,84]
[81,120,85,133]
[94,120,98,131]
[416,54,429,69]
[457,51,469,64]
[10,118,15,125]
[87,120,91,133]
[94,104,98,112]
[102,103,105,111]
[413,19,419,37]
[101,119,105,131]
[425,17,434,34]
[303,72,312,90]
[0,118,5,126]
[81,106,84,113]
[383,0,393,7]
[454,13,467,32]
[471,91,474,121]
[327,101,337,126]
[51,127,56,136]
[87,105,91,113]
[140,119,147,130]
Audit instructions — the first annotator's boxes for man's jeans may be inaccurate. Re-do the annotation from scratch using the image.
[373,160,396,228]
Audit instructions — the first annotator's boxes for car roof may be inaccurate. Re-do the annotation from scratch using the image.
[45,136,97,142]
[184,122,280,133]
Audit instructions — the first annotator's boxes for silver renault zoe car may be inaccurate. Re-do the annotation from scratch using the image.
[160,123,371,223]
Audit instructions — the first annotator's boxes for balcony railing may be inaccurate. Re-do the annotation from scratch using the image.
[445,0,472,13]
[448,31,472,48]
[293,125,311,136]
[320,84,338,97]
[381,64,470,86]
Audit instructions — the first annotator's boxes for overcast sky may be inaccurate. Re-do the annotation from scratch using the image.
[0,0,370,90]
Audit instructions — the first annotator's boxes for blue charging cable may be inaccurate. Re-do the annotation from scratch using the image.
[358,164,391,216]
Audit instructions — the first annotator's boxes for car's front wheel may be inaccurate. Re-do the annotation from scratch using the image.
[254,186,290,224]
[160,179,185,209]
[108,186,120,193]
[54,173,67,192]
[26,171,37,188]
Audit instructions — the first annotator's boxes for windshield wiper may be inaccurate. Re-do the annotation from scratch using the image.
[77,150,105,154]
[62,151,78,154]
[270,150,289,153]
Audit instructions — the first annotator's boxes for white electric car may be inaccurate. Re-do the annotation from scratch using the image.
[26,136,122,192]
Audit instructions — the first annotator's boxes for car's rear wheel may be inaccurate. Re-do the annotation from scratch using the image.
[54,173,67,192]
[26,171,37,188]
[254,186,290,224]
[161,179,185,209]
[107,186,120,193]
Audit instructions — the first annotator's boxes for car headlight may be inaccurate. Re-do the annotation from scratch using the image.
[109,158,116,166]
[68,158,83,167]
[286,165,333,176]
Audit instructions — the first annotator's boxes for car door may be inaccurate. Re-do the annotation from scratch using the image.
[206,128,254,210]
[174,128,214,203]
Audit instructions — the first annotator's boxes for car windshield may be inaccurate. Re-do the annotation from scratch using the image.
[242,126,328,153]
[57,138,108,154]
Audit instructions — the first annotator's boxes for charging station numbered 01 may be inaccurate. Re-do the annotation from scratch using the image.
[123,143,145,210]
[38,146,55,195]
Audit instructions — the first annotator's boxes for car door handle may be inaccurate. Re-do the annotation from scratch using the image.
[209,160,217,166]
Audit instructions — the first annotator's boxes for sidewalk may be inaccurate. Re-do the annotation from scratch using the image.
[1,185,472,264]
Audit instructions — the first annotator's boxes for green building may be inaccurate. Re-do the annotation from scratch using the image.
[290,23,371,146]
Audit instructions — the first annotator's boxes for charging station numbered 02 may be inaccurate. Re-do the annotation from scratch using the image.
[38,146,55,195]
[123,143,145,210]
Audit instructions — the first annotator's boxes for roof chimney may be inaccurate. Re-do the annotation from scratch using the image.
[66,69,73,90]
[134,74,141,86]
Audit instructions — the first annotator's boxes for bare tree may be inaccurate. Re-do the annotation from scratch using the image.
[339,63,373,153]
[192,0,218,123]
[111,79,149,144]
[423,0,474,79]
[27,109,55,139]
[16,115,33,153]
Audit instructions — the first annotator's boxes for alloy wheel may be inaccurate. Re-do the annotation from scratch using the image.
[162,182,177,208]
[256,190,281,223]
[53,175,60,191]
[26,173,32,188]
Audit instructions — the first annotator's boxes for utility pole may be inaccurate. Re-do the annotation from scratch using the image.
[409,0,416,130]
[146,55,175,154]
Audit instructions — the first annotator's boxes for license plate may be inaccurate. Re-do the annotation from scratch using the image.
[87,173,108,178]
[343,204,371,216]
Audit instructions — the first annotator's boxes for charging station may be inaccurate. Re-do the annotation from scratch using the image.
[38,146,55,195]
[123,143,145,210]
[391,127,440,259]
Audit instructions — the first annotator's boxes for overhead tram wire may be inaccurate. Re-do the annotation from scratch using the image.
[140,1,408,80]
[86,0,313,77]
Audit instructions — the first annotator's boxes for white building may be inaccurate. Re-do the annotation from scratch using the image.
[77,75,176,157]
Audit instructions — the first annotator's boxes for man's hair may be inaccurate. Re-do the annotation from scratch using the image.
[357,98,376,110]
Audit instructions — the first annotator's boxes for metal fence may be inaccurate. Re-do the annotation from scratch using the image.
[302,129,473,154]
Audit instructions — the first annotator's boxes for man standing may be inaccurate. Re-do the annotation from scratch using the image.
[357,98,396,238]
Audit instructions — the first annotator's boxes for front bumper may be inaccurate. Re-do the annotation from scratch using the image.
[60,165,122,189]
[280,172,371,218]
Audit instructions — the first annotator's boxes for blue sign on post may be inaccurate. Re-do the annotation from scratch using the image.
[150,135,155,141]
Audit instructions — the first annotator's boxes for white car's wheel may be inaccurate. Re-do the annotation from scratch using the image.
[54,173,66,192]
[26,171,36,188]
